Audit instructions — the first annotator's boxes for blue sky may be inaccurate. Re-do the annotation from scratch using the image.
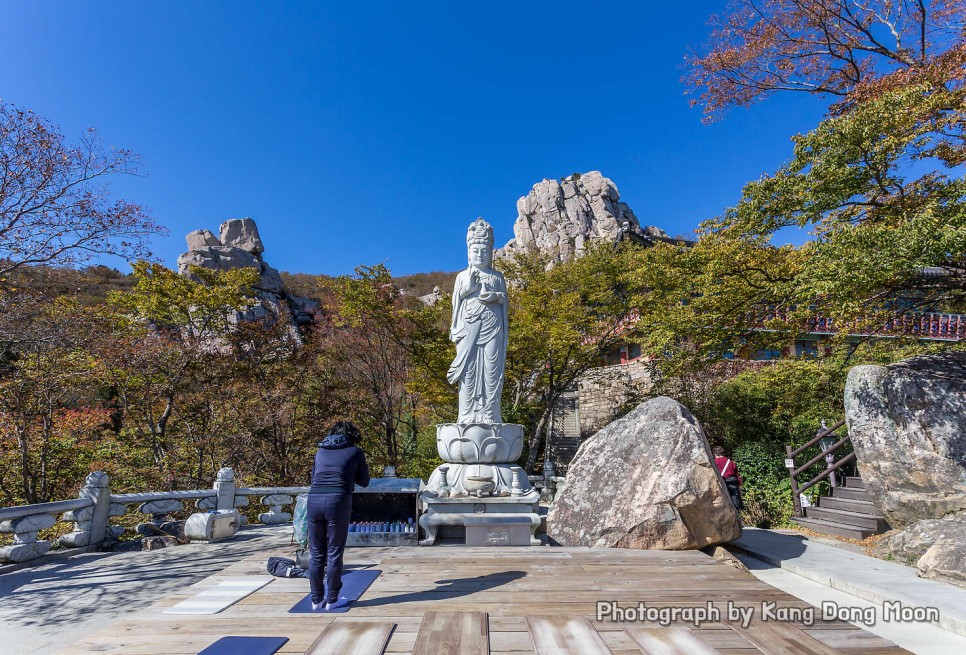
[2,1,829,276]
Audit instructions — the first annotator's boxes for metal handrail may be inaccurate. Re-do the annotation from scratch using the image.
[792,434,851,477]
[798,453,856,495]
[790,418,846,458]
[786,419,852,518]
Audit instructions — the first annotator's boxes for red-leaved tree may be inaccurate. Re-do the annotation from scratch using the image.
[686,0,966,120]
[0,102,164,280]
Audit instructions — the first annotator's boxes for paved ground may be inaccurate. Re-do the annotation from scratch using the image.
[733,549,966,655]
[730,528,966,646]
[0,525,293,655]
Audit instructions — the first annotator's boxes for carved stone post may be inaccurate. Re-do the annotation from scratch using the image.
[259,494,293,524]
[214,467,236,511]
[59,471,115,548]
[85,471,112,546]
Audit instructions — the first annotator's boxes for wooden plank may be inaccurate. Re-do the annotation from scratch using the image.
[412,611,489,655]
[52,545,915,655]
[725,619,839,655]
[627,626,722,654]
[802,628,898,649]
[526,615,613,655]
[305,621,395,655]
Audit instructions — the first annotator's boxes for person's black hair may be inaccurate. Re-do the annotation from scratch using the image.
[713,445,725,457]
[328,420,361,444]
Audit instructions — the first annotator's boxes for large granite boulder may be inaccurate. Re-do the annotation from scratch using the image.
[872,513,966,563]
[844,351,966,528]
[220,217,264,255]
[918,539,966,584]
[870,513,966,585]
[547,396,741,549]
[185,229,220,250]
[873,511,966,584]
[498,171,669,263]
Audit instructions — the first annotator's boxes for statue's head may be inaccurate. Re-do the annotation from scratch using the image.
[466,217,494,269]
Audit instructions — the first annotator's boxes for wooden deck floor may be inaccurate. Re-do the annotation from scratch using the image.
[60,545,911,655]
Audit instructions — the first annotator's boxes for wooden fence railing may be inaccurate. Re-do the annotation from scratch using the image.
[785,418,854,518]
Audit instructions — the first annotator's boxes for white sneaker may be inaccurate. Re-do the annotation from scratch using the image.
[325,597,349,610]
[311,600,326,611]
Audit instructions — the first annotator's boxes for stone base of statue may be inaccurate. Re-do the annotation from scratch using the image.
[418,491,542,546]
[418,422,541,546]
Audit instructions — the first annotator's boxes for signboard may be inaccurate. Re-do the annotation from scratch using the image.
[784,459,795,469]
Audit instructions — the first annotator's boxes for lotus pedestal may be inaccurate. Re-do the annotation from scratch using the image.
[419,422,541,546]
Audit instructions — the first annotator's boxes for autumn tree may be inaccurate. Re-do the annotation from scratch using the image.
[0,299,112,504]
[0,102,163,282]
[722,86,964,312]
[664,0,966,367]
[686,0,966,121]
[501,242,645,471]
[639,89,965,372]
[325,265,452,472]
[633,234,803,373]
[216,318,339,486]
[104,262,257,487]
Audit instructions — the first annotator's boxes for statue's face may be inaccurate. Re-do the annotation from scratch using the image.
[468,243,491,269]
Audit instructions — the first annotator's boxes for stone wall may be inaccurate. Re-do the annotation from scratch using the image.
[576,357,655,437]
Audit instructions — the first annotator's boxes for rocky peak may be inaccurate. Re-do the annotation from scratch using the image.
[176,218,318,332]
[498,171,668,262]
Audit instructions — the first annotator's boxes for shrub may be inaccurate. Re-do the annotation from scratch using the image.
[733,440,795,528]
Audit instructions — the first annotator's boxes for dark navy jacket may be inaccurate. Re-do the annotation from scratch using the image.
[309,434,370,494]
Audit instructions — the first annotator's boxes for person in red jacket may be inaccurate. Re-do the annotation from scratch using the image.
[714,445,743,511]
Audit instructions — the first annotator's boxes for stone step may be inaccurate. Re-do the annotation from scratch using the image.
[805,506,889,532]
[831,486,872,502]
[844,476,865,490]
[791,516,874,540]
[550,437,581,474]
[818,496,881,516]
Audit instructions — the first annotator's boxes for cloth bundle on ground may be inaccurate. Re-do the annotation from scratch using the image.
[266,556,309,579]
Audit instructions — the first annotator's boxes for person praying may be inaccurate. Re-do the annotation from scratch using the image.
[307,421,370,610]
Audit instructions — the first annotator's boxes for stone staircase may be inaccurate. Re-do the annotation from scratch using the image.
[793,476,890,540]
[548,391,581,474]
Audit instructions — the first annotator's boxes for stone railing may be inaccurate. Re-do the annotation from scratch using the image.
[0,467,313,566]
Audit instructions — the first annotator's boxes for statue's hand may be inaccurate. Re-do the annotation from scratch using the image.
[478,291,497,303]
[465,270,482,296]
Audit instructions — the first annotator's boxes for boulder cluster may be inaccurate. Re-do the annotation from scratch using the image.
[177,218,318,331]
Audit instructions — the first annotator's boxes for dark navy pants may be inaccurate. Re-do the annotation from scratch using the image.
[307,492,352,604]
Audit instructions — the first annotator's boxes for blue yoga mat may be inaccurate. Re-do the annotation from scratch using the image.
[288,568,381,614]
[197,636,288,655]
